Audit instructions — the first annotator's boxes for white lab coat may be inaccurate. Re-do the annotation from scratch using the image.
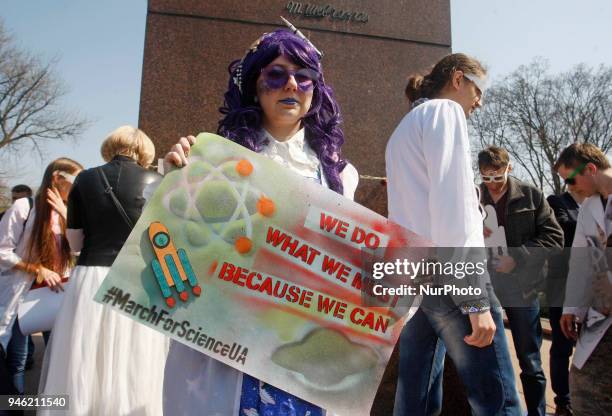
[563,194,612,368]
[0,198,35,349]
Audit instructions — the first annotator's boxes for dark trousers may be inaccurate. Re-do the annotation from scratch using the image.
[0,345,23,416]
[0,346,19,395]
[505,306,547,416]
[548,306,574,407]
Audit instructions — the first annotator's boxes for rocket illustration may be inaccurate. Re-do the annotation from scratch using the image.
[148,221,201,308]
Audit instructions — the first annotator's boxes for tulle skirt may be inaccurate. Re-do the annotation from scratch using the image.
[39,266,169,416]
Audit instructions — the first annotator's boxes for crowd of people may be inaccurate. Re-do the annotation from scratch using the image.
[0,24,610,416]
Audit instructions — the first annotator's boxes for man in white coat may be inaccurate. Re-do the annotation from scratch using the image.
[386,53,521,415]
[555,143,612,415]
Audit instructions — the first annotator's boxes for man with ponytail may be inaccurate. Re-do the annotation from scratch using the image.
[386,54,522,415]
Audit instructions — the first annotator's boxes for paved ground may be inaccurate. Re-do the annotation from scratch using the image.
[24,326,564,415]
[507,328,560,415]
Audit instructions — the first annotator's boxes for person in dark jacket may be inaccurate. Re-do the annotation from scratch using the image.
[546,191,582,416]
[478,146,564,416]
[38,125,168,416]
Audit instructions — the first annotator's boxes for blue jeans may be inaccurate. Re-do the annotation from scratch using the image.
[5,319,27,394]
[394,293,522,416]
[548,306,573,407]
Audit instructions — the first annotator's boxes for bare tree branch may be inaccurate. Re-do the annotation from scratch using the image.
[471,58,612,195]
[0,19,88,171]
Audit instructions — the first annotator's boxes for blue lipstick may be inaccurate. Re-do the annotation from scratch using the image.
[279,98,298,105]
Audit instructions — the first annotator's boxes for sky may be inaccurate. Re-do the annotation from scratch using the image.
[1,0,611,189]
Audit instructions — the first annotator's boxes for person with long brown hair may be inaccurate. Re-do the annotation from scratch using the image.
[0,157,82,394]
[386,53,522,415]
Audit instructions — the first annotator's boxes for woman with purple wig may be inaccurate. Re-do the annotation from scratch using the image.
[162,28,358,415]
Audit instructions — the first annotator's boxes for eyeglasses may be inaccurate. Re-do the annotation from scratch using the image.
[564,163,586,186]
[57,171,76,184]
[260,64,319,92]
[463,73,487,96]
[481,165,509,183]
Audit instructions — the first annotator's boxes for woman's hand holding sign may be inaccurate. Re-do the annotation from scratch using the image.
[163,135,196,172]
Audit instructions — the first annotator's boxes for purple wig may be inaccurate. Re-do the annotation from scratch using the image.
[218,29,347,194]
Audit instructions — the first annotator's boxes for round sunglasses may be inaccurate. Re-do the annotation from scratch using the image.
[260,65,319,92]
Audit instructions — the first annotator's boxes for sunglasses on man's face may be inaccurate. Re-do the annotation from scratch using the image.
[260,65,319,92]
[481,165,509,183]
[463,74,483,98]
[564,163,587,186]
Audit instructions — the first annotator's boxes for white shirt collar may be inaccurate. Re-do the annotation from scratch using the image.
[263,128,306,149]
[260,128,322,182]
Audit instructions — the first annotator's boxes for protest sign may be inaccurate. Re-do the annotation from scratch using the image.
[94,133,427,415]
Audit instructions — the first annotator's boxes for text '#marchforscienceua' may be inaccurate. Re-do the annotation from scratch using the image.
[94,132,428,416]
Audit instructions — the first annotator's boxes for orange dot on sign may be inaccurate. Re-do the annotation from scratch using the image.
[235,236,252,254]
[208,260,218,276]
[257,196,276,217]
[236,159,253,176]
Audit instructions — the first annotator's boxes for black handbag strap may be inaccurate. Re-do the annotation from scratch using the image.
[97,167,134,229]
[23,197,33,232]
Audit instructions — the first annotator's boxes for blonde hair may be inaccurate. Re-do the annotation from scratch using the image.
[100,125,155,168]
[405,53,487,103]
